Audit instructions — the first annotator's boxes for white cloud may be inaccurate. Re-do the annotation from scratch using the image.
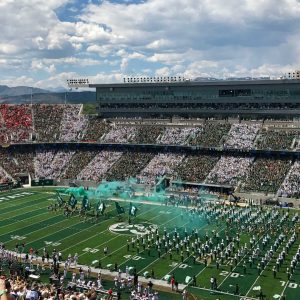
[120,58,129,71]
[0,75,35,87]
[147,53,182,65]
[0,43,18,54]
[127,52,146,59]
[146,39,174,50]
[155,67,170,77]
[1,0,300,88]
[87,45,114,57]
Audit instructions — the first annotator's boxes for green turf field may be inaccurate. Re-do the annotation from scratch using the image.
[1,188,300,300]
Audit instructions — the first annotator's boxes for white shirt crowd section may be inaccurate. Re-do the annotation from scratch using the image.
[278,160,300,197]
[77,150,123,181]
[102,125,137,143]
[34,149,75,179]
[157,127,201,145]
[60,105,88,142]
[138,153,185,185]
[224,123,261,149]
[206,156,254,185]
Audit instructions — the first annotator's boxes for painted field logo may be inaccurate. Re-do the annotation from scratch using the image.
[109,222,158,235]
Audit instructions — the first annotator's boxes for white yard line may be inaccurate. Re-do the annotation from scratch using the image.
[33,206,119,251]
[190,286,257,300]
[0,194,48,211]
[0,211,50,231]
[1,207,95,244]
[0,197,51,223]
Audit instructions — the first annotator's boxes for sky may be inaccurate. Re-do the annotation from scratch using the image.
[0,0,300,90]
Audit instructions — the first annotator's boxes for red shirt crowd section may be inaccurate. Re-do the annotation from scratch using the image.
[0,104,33,143]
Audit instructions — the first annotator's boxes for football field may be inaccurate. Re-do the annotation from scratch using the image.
[1,188,300,300]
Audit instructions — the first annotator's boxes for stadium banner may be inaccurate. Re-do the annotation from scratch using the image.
[129,202,138,217]
[56,191,65,206]
[115,202,125,214]
[0,183,10,191]
[82,195,90,210]
[68,193,77,208]
[97,201,106,215]
[31,179,54,186]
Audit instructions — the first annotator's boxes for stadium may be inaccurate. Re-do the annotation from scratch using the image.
[1,77,300,300]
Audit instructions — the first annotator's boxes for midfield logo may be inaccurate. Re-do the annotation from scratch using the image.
[109,222,158,236]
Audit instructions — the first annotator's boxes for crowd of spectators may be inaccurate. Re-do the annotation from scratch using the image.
[0,129,8,144]
[33,104,64,142]
[175,155,219,183]
[256,129,298,150]
[0,147,34,179]
[1,103,300,151]
[138,153,185,185]
[157,127,200,145]
[0,166,12,183]
[81,117,110,142]
[0,104,33,143]
[62,149,98,180]
[60,105,89,142]
[1,104,300,195]
[189,123,231,147]
[0,250,122,300]
[34,148,75,179]
[130,126,164,144]
[278,160,300,198]
[106,152,155,181]
[206,156,254,186]
[102,126,137,143]
[224,123,261,149]
[77,151,123,182]
[242,158,292,193]
[12,146,35,175]
[0,148,21,178]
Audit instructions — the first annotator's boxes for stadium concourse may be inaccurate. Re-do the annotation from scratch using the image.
[1,103,300,300]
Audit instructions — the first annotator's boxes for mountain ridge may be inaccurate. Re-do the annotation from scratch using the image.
[0,85,50,97]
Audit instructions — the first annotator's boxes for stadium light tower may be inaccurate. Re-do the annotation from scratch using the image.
[67,78,90,89]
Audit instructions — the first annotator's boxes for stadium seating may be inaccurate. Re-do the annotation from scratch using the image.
[34,147,75,179]
[0,104,300,199]
[138,153,185,185]
[224,123,261,149]
[206,156,254,186]
[189,123,231,147]
[33,104,64,142]
[256,129,298,150]
[131,125,165,144]
[175,154,219,183]
[81,117,110,141]
[60,104,88,142]
[0,104,33,143]
[0,165,13,183]
[157,127,201,145]
[106,152,155,181]
[62,148,98,179]
[77,150,123,181]
[278,160,300,198]
[242,158,292,193]
[102,125,137,143]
